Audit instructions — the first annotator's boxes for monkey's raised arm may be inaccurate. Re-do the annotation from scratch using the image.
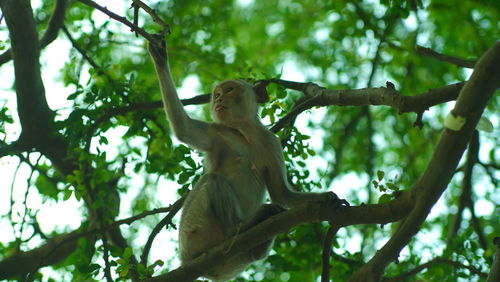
[148,39,213,151]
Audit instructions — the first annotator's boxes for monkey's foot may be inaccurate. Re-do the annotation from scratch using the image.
[325,191,350,209]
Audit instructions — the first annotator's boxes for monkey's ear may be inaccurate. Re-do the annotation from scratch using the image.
[253,81,269,104]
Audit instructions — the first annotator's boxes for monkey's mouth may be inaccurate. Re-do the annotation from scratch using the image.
[215,105,227,112]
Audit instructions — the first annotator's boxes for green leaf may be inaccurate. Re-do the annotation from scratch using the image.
[378,194,392,204]
[377,170,385,181]
[177,145,191,155]
[152,259,164,267]
[119,266,129,277]
[88,263,101,273]
[117,258,127,265]
[185,157,196,169]
[35,175,59,199]
[99,135,109,145]
[178,171,191,184]
[74,189,82,201]
[123,247,132,260]
[276,89,287,99]
[386,182,399,191]
[76,263,100,274]
[63,189,73,201]
[476,117,494,133]
[66,91,81,100]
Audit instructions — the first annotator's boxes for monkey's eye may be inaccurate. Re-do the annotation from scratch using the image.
[225,87,234,93]
[214,93,221,99]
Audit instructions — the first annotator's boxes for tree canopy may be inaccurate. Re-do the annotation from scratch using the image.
[0,0,498,281]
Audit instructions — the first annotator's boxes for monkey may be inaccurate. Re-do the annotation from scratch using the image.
[148,37,348,281]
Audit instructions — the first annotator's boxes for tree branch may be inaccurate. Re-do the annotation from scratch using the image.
[268,78,464,132]
[140,195,185,266]
[62,24,115,82]
[146,190,415,281]
[83,76,462,138]
[415,45,476,68]
[130,0,169,33]
[382,257,487,281]
[0,231,96,280]
[487,237,500,282]
[321,225,340,282]
[76,0,161,42]
[0,0,68,66]
[0,0,74,174]
[0,198,181,279]
[447,131,487,249]
[447,131,477,239]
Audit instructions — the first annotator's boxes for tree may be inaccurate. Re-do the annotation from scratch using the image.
[0,0,498,281]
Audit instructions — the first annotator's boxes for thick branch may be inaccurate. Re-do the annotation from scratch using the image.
[349,42,500,282]
[269,79,464,132]
[0,231,95,280]
[0,0,73,174]
[82,75,461,137]
[0,203,180,279]
[147,190,414,281]
[0,0,68,66]
[1,0,52,139]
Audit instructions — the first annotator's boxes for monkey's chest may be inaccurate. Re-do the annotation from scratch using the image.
[206,139,266,185]
[209,148,261,177]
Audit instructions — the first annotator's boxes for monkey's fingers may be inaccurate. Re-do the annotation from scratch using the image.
[147,34,168,61]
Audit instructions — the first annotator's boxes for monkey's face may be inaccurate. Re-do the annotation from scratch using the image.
[211,80,258,126]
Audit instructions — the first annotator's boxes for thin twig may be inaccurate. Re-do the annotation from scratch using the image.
[62,25,114,81]
[101,234,114,282]
[415,45,476,68]
[39,202,182,267]
[76,0,156,42]
[140,195,186,266]
[19,155,43,243]
[383,257,487,281]
[131,0,170,34]
[321,225,340,282]
[9,159,22,245]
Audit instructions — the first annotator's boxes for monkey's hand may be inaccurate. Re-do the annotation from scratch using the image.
[147,34,168,65]
[322,191,349,210]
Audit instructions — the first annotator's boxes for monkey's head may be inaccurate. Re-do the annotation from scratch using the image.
[211,80,269,126]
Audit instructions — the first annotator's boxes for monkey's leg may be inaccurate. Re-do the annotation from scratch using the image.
[207,204,285,280]
[240,203,284,231]
[206,173,245,236]
[179,173,243,264]
[240,204,285,260]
